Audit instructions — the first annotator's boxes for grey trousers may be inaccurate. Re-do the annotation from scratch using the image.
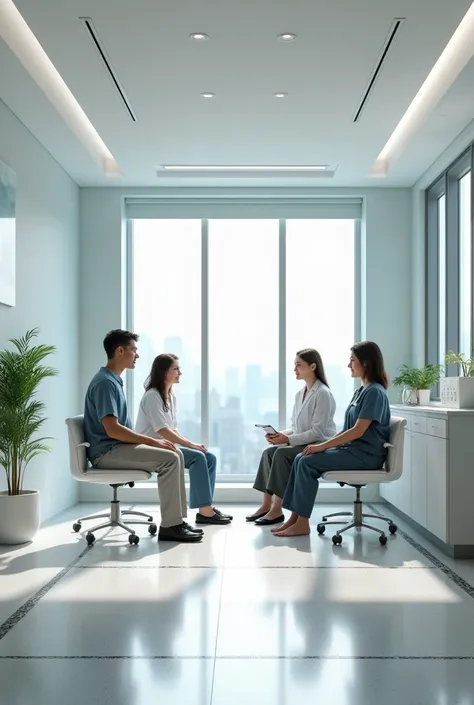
[253,444,306,498]
[94,444,187,528]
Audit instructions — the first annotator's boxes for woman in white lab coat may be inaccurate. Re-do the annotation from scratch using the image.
[247,348,336,526]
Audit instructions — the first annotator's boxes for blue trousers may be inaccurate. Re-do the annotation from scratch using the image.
[282,448,385,519]
[180,447,217,509]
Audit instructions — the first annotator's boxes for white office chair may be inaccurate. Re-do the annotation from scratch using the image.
[65,415,157,546]
[317,415,407,546]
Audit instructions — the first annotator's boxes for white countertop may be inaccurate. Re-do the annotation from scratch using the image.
[391,403,474,415]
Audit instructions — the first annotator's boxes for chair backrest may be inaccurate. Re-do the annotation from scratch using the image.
[65,415,90,480]
[384,415,407,481]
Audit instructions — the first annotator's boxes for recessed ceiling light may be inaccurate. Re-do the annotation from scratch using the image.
[200,92,215,98]
[371,2,474,176]
[190,32,209,41]
[161,165,328,172]
[278,33,297,41]
[273,92,288,98]
[0,0,120,176]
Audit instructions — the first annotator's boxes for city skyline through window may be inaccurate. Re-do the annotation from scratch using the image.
[131,218,357,478]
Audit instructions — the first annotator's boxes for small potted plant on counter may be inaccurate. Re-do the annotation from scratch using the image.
[393,363,443,406]
[0,329,58,544]
[441,350,474,408]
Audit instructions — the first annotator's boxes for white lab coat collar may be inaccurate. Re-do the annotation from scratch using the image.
[296,379,321,419]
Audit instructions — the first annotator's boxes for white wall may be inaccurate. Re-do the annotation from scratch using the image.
[0,99,79,521]
[79,186,412,403]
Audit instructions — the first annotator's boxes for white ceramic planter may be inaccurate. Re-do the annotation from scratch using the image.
[440,376,474,408]
[401,387,431,406]
[0,490,40,545]
[417,389,431,406]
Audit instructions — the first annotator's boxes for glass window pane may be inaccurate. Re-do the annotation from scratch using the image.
[459,172,471,358]
[131,220,201,440]
[286,220,355,430]
[438,195,446,369]
[208,220,279,475]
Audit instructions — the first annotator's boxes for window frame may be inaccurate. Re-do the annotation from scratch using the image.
[426,147,473,387]
[126,214,361,482]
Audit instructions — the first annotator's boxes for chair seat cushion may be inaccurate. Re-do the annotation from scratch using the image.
[77,469,152,484]
[321,470,388,484]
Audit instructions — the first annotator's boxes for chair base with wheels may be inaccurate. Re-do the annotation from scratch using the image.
[317,484,397,546]
[316,416,407,547]
[72,482,157,546]
[66,415,157,546]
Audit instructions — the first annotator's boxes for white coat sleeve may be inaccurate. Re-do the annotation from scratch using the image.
[288,387,335,446]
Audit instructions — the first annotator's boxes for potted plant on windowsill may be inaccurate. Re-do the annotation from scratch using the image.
[392,364,443,406]
[441,350,474,408]
[0,329,58,544]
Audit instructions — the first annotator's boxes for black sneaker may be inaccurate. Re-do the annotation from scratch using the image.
[183,521,204,535]
[158,524,203,542]
[213,507,233,520]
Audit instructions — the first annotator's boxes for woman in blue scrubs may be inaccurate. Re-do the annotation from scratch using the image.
[274,341,390,538]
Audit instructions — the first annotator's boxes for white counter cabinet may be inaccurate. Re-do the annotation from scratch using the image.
[381,405,474,556]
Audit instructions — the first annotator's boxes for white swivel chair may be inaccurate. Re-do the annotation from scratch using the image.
[316,416,407,546]
[66,415,157,546]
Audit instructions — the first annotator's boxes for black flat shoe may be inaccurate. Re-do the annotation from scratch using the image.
[183,521,204,535]
[158,524,203,542]
[246,511,268,522]
[195,512,231,525]
[213,507,233,520]
[254,515,285,526]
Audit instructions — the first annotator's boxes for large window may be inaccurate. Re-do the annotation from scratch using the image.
[286,220,355,430]
[438,194,446,369]
[426,147,472,381]
[130,217,358,479]
[131,220,201,439]
[459,171,472,357]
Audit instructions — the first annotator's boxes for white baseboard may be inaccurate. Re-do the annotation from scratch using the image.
[78,482,380,504]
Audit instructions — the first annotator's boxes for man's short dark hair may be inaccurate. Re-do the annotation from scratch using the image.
[103,329,139,360]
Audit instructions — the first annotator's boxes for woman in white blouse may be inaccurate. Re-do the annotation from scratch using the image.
[136,354,232,526]
[247,348,336,526]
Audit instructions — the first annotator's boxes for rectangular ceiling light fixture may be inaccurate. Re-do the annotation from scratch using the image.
[160,165,329,172]
[0,0,121,176]
[371,1,474,177]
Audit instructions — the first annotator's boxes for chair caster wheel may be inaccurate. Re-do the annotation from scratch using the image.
[317,524,326,535]
[129,534,139,545]
[332,534,342,545]
[379,534,388,546]
[148,523,157,536]
[86,533,95,546]
[389,524,398,535]
[72,522,82,533]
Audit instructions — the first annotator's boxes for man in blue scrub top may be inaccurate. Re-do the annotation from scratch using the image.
[273,341,391,538]
[84,329,202,543]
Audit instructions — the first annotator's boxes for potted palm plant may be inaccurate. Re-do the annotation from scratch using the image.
[441,350,474,408]
[393,363,443,406]
[0,329,58,544]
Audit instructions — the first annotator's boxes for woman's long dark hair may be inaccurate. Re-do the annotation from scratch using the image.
[351,341,389,389]
[296,348,330,388]
[145,353,178,411]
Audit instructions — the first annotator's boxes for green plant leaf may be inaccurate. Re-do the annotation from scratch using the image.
[0,329,58,495]
[393,363,443,389]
